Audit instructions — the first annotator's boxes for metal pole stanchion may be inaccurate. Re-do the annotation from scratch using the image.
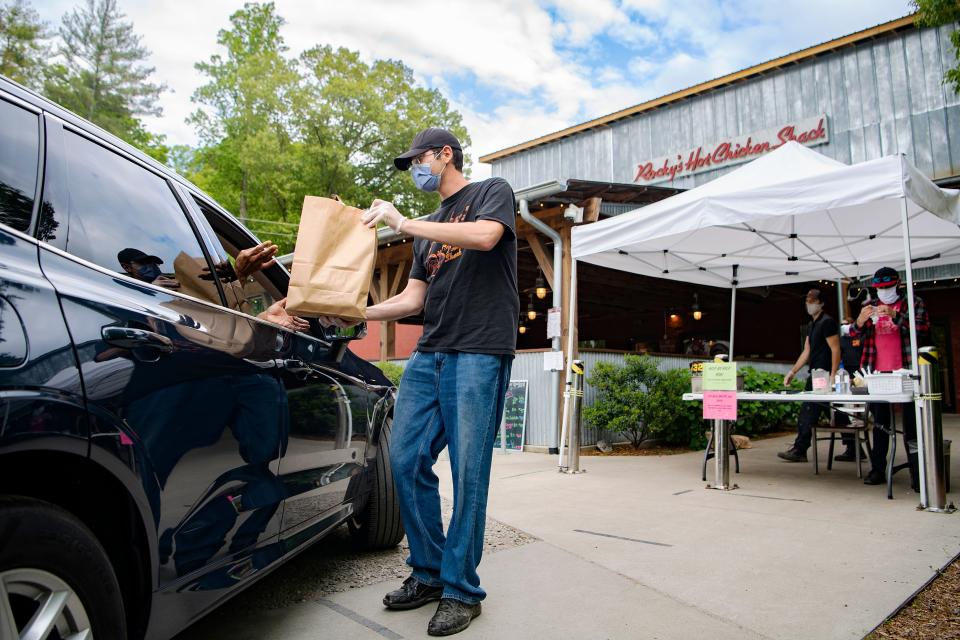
[564,360,586,474]
[917,347,955,513]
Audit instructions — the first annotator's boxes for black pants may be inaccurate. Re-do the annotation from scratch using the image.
[868,402,917,478]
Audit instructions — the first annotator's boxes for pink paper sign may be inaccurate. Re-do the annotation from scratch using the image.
[703,391,738,420]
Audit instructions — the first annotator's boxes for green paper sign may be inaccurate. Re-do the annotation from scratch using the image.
[702,362,737,391]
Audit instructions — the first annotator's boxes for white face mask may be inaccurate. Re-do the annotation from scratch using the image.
[876,287,899,305]
[806,302,823,317]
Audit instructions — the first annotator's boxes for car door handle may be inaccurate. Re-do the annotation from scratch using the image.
[102,326,174,353]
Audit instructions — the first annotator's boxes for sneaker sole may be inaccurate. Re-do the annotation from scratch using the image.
[427,607,481,636]
[383,592,443,611]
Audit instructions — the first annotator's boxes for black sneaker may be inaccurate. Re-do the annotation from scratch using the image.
[383,576,443,610]
[777,447,807,462]
[834,448,856,462]
[427,598,482,637]
[863,470,886,485]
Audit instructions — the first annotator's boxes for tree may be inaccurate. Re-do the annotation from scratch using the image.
[913,0,960,94]
[187,3,472,254]
[0,0,48,89]
[297,46,471,216]
[44,0,166,159]
[188,1,301,232]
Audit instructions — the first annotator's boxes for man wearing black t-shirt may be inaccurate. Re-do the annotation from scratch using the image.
[778,288,840,462]
[354,128,517,637]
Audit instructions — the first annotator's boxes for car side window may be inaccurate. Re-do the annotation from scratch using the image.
[192,196,282,316]
[0,99,40,233]
[60,130,221,304]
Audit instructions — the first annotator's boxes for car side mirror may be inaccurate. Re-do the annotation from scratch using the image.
[328,322,367,341]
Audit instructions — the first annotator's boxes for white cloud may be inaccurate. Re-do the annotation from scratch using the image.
[32,0,911,176]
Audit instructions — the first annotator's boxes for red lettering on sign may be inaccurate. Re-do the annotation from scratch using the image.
[633,116,829,183]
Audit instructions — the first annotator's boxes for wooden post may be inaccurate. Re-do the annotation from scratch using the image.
[379,263,390,361]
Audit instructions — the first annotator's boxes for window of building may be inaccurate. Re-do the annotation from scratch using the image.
[61,131,220,303]
[0,99,40,233]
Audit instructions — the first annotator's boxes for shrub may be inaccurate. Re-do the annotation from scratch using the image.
[374,361,404,387]
[644,368,707,449]
[583,355,661,447]
[733,366,804,436]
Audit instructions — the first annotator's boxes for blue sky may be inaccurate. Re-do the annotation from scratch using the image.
[34,0,914,176]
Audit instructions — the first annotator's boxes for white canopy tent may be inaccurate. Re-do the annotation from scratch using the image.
[569,141,960,506]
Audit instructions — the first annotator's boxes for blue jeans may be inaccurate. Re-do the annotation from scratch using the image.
[390,351,513,604]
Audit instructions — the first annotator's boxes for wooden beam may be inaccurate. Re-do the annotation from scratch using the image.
[582,197,601,223]
[379,266,389,361]
[524,233,554,284]
[389,261,407,298]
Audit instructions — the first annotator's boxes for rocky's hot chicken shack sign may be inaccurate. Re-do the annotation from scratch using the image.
[633,114,829,185]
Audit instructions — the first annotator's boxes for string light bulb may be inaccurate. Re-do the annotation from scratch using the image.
[535,271,548,299]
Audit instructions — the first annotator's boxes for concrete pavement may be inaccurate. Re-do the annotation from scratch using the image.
[178,417,960,640]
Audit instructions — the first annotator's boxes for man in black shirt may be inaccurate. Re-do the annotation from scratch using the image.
[355,128,517,637]
[778,289,840,462]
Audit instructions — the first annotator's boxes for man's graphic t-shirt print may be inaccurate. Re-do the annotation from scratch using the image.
[425,208,468,280]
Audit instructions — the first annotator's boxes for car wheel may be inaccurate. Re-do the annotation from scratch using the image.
[0,496,126,639]
[349,417,405,550]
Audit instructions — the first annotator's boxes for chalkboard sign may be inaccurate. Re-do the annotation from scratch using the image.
[494,380,528,451]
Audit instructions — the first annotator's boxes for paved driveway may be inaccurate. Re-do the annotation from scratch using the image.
[178,417,960,640]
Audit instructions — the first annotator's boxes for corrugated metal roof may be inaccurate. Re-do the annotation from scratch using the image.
[479,14,917,163]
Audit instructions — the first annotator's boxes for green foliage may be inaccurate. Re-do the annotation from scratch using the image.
[733,366,804,436]
[188,1,301,237]
[0,0,48,89]
[913,0,960,94]
[297,45,470,215]
[583,360,805,451]
[583,355,661,448]
[185,2,471,253]
[42,0,166,159]
[374,361,404,387]
[644,368,707,449]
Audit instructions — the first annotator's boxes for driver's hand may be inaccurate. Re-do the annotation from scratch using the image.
[260,298,310,332]
[235,241,279,280]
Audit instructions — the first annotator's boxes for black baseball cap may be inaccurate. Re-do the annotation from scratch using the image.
[117,248,163,264]
[870,266,900,288]
[393,128,462,171]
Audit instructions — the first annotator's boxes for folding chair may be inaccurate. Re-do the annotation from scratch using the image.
[812,402,871,478]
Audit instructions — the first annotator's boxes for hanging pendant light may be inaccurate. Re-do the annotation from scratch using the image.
[526,293,537,321]
[535,270,548,300]
[692,293,702,321]
[518,324,527,334]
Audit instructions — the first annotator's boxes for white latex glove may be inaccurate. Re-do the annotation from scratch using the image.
[361,199,405,232]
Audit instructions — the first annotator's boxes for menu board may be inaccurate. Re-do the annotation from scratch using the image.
[494,380,528,451]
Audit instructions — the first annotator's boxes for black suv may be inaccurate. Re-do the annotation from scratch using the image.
[0,76,403,639]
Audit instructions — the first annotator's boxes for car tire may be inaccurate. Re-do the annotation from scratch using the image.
[349,417,405,550]
[0,496,126,639]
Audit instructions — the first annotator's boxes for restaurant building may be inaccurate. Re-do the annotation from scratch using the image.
[353,14,960,447]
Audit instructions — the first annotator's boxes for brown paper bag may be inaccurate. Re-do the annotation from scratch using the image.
[286,196,376,320]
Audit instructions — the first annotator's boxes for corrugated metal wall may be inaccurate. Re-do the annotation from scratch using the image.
[384,351,792,449]
[492,24,960,189]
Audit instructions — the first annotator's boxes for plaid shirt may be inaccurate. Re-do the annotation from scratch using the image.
[847,294,929,370]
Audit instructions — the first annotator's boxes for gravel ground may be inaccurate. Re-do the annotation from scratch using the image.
[176,497,536,635]
[867,555,960,640]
